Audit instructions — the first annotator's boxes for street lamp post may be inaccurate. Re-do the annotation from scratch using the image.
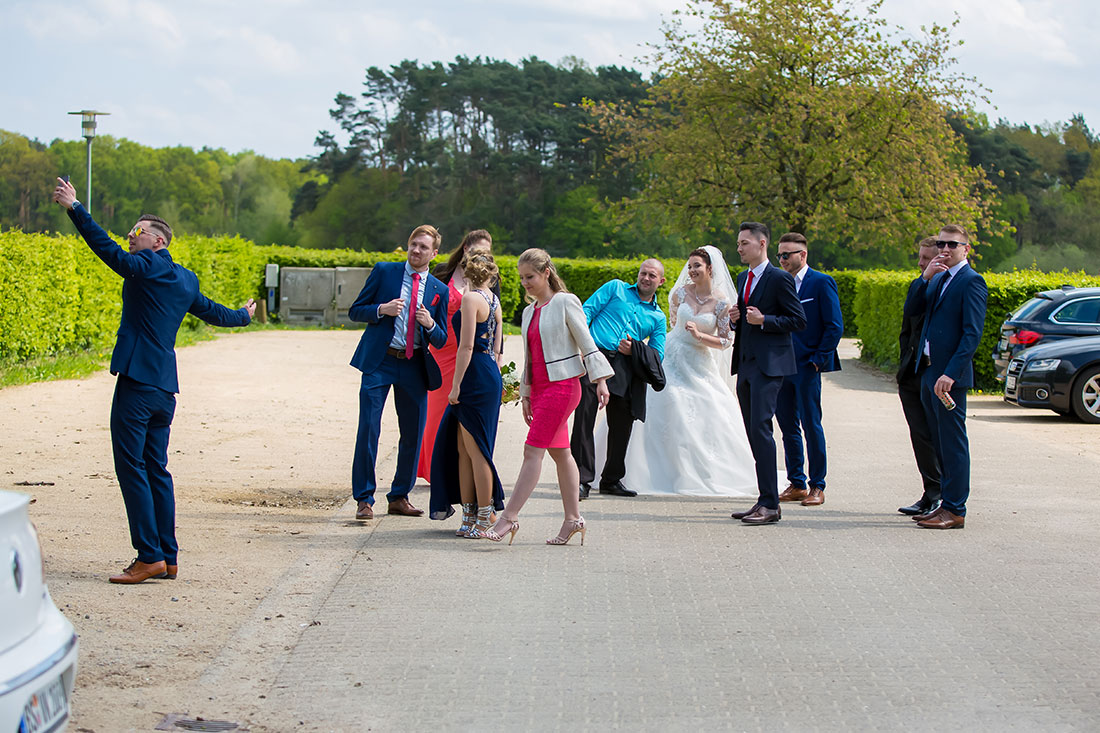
[67,110,110,213]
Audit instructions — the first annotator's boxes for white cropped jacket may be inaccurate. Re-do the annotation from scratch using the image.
[519,292,615,398]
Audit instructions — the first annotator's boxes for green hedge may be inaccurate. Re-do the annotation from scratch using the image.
[855,269,1100,390]
[6,226,1098,395]
[0,229,260,362]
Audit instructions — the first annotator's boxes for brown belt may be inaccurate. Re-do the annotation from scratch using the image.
[386,346,420,360]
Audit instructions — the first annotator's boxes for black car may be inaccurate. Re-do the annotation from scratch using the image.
[993,286,1100,379]
[1003,334,1100,422]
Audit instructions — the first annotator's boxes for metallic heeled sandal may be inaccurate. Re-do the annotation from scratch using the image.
[456,503,476,537]
[546,518,586,546]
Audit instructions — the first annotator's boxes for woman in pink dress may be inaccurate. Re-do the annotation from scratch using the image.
[486,249,613,546]
[417,230,497,488]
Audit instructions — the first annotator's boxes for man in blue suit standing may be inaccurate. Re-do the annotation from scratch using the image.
[913,224,987,530]
[52,178,255,584]
[349,225,450,520]
[729,222,807,525]
[774,233,843,508]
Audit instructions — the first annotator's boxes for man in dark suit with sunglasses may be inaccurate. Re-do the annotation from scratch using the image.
[52,177,255,584]
[912,225,987,529]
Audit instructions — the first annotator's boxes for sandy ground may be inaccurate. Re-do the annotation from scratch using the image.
[3,330,1097,731]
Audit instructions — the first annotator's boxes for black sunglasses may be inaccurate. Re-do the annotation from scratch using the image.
[935,240,966,249]
[777,250,806,260]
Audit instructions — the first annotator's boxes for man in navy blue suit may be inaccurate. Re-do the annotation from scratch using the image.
[912,224,987,530]
[729,222,807,525]
[348,225,450,520]
[774,233,843,508]
[53,178,255,584]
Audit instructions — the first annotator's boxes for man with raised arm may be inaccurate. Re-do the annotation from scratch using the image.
[52,177,255,584]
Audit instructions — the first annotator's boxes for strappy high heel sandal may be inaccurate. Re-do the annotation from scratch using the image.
[485,516,520,544]
[465,505,494,539]
[546,518,586,546]
[456,503,476,537]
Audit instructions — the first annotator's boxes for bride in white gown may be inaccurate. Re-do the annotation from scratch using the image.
[596,245,757,497]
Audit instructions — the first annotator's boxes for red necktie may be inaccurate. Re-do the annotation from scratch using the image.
[406,272,421,358]
[744,270,755,304]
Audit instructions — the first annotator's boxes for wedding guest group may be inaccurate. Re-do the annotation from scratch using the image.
[570,258,668,501]
[485,248,614,546]
[52,177,256,584]
[427,249,506,537]
[774,233,843,508]
[909,225,988,529]
[348,225,450,521]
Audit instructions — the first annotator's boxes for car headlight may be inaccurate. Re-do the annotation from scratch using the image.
[1024,358,1061,372]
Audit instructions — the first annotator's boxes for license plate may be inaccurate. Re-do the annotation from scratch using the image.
[19,674,68,733]
[1006,375,1017,390]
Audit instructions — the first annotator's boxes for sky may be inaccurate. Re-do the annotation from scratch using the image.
[1,0,1097,161]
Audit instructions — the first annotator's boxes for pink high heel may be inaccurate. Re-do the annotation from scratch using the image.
[485,517,520,544]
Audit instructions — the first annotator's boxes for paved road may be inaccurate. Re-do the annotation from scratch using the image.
[196,336,1100,731]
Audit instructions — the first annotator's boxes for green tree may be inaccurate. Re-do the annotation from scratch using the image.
[590,0,997,251]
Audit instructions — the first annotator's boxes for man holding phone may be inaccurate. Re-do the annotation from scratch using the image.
[912,225,987,530]
[52,177,256,583]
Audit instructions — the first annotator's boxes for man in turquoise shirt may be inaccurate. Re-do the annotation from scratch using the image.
[571,259,667,499]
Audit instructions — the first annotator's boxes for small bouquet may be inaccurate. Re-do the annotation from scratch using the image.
[500,361,522,405]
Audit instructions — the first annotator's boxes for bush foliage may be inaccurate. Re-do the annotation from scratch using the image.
[5,229,1100,393]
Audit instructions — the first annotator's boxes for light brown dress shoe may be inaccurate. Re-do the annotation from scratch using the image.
[109,559,167,584]
[778,485,809,502]
[355,501,374,520]
[387,497,424,516]
[164,564,178,580]
[917,509,965,529]
[801,488,825,506]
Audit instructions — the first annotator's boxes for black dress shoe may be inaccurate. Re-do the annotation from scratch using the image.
[731,503,762,520]
[599,482,637,497]
[741,506,781,524]
[579,483,591,501]
[898,500,929,516]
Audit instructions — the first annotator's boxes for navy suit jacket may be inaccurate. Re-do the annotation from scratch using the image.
[67,203,251,394]
[731,263,807,378]
[918,265,988,390]
[793,268,843,373]
[348,261,449,390]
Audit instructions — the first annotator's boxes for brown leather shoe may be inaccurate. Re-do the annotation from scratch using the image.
[164,564,178,580]
[387,497,424,517]
[109,559,167,584]
[912,505,943,522]
[731,503,761,520]
[917,509,965,529]
[741,506,781,524]
[801,488,825,506]
[355,501,374,520]
[778,485,809,502]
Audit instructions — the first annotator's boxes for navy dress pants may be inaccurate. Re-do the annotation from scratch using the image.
[920,379,970,516]
[352,352,428,505]
[775,365,828,491]
[111,375,178,565]
[736,359,784,510]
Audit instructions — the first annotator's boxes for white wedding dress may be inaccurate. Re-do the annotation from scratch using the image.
[594,285,758,497]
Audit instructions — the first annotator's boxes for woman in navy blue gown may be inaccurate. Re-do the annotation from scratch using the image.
[429,250,505,536]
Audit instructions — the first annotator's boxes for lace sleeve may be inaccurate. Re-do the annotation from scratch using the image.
[715,299,733,348]
[669,286,683,328]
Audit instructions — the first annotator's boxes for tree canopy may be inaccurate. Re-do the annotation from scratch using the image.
[590,0,996,252]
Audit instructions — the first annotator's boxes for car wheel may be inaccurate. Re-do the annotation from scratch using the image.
[1070,366,1100,424]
